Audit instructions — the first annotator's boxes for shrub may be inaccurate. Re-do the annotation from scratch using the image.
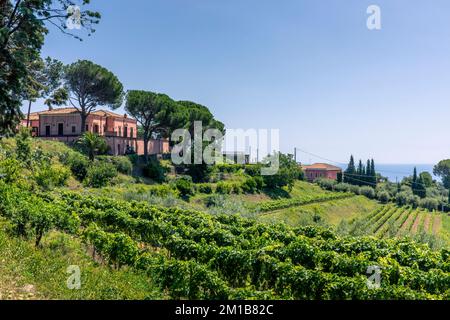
[34,163,71,190]
[0,158,21,183]
[396,191,410,206]
[359,186,376,199]
[97,156,133,175]
[15,127,32,165]
[175,176,194,198]
[241,177,258,194]
[315,178,337,191]
[262,153,300,191]
[349,185,361,195]
[407,195,420,208]
[216,164,244,173]
[244,164,263,177]
[419,198,439,211]
[147,184,178,197]
[377,191,391,204]
[216,181,233,194]
[65,152,89,181]
[112,157,133,175]
[254,176,264,190]
[84,162,118,188]
[143,159,167,183]
[127,154,139,165]
[197,183,213,194]
[231,182,242,194]
[334,183,352,193]
[204,194,227,208]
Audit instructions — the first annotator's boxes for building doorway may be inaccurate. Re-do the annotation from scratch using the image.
[58,123,64,136]
[45,125,51,136]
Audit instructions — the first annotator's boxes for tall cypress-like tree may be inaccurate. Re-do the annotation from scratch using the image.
[344,155,356,184]
[365,159,371,186]
[370,159,377,186]
[412,167,418,192]
[416,176,427,198]
[411,168,426,198]
[357,160,364,186]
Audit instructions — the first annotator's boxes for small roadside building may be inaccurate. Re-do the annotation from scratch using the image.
[301,163,342,182]
[222,151,250,164]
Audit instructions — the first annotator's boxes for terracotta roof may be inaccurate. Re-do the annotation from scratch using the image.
[38,107,79,115]
[301,163,342,171]
[91,110,126,118]
[33,107,129,119]
[22,112,40,121]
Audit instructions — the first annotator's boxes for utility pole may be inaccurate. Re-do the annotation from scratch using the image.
[256,148,259,163]
[294,147,297,163]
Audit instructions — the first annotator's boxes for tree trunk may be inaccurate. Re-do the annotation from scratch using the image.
[80,113,87,133]
[26,100,32,128]
[144,135,149,164]
[35,232,43,247]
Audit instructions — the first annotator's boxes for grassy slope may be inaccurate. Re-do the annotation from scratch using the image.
[439,213,450,243]
[258,195,380,227]
[255,181,380,227]
[0,220,163,300]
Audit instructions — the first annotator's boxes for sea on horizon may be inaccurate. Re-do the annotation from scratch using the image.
[335,163,438,183]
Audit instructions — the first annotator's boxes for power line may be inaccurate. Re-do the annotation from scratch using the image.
[295,147,434,189]
[294,147,433,177]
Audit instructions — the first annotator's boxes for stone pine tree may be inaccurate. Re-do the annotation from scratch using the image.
[24,57,66,127]
[0,0,100,136]
[64,60,124,133]
[125,90,186,163]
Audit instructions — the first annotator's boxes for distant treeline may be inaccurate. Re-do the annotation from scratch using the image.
[342,155,377,187]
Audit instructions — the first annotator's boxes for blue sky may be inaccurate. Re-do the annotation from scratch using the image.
[28,0,450,164]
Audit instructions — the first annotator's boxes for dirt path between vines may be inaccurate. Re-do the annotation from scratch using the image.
[423,214,431,234]
[432,215,442,235]
[398,212,415,234]
[411,213,422,234]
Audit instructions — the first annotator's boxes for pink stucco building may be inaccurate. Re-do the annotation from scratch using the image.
[301,163,342,182]
[22,108,169,156]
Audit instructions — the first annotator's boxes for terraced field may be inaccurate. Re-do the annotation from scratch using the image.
[348,204,448,242]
